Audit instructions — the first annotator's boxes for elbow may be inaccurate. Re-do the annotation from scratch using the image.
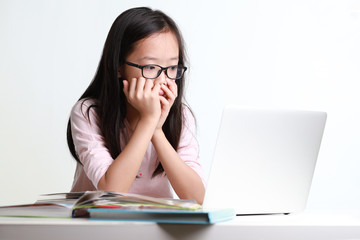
[182,186,205,205]
[186,192,204,205]
[197,196,204,205]
[195,182,205,205]
[196,188,205,205]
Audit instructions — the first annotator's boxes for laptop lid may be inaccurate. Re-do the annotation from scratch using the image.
[202,106,327,215]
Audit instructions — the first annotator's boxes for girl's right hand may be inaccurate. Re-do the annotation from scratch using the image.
[123,77,162,121]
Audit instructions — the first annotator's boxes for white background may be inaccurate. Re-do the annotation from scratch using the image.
[0,0,359,213]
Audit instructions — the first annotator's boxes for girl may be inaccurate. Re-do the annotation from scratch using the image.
[66,7,205,204]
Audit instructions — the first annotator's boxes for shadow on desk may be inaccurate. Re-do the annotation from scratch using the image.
[158,223,213,239]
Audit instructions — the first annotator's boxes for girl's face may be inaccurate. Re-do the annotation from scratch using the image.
[120,31,180,89]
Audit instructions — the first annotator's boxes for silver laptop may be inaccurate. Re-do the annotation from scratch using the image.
[202,106,327,215]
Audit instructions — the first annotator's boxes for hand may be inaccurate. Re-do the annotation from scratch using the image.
[123,77,162,121]
[156,79,178,129]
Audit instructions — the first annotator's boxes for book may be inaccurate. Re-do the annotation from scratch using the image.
[86,208,235,224]
[0,191,202,219]
[0,193,80,218]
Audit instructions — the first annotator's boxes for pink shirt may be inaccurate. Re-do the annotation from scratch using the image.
[70,99,204,198]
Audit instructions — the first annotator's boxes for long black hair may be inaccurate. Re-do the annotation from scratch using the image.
[67,7,190,177]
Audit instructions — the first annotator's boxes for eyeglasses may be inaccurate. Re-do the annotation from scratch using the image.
[124,61,187,80]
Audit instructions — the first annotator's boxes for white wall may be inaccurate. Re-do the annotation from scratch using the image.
[0,0,359,213]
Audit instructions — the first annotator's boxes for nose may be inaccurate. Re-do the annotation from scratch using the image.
[155,70,167,85]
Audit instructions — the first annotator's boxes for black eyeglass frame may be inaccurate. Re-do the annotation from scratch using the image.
[124,61,187,80]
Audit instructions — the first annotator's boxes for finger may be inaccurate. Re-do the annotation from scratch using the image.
[161,84,176,101]
[128,78,137,97]
[159,96,171,115]
[152,81,161,95]
[166,79,178,97]
[123,80,129,95]
[159,95,170,107]
[135,77,146,94]
[144,78,155,93]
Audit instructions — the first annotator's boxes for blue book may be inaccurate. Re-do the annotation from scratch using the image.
[87,208,235,224]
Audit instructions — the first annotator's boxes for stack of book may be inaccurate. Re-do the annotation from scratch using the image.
[0,191,235,224]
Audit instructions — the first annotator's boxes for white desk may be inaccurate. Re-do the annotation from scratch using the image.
[1,213,360,240]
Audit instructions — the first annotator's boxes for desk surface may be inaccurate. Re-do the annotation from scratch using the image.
[1,212,360,240]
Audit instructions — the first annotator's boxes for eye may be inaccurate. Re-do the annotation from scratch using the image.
[168,66,178,71]
[143,65,157,70]
[170,66,177,70]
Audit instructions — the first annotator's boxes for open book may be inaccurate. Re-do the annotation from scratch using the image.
[0,191,235,224]
[0,191,201,218]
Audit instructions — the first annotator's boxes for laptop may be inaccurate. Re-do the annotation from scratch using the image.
[202,106,327,215]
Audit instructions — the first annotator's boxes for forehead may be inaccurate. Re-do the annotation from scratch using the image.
[128,31,179,61]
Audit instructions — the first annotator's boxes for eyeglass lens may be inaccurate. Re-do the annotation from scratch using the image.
[142,65,185,79]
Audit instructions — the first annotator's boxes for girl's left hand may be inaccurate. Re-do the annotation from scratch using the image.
[156,79,177,129]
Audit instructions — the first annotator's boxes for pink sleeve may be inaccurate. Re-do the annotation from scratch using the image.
[177,106,206,187]
[70,100,114,189]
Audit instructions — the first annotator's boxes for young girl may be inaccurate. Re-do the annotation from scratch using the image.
[66,7,205,204]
